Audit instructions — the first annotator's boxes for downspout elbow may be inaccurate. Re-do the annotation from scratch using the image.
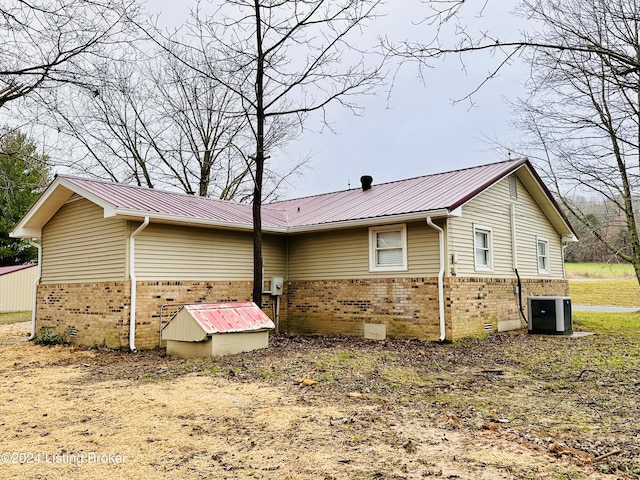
[426,217,446,342]
[27,240,42,341]
[129,217,150,353]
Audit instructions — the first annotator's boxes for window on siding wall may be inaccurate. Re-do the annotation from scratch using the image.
[473,225,493,271]
[537,237,550,273]
[369,224,407,272]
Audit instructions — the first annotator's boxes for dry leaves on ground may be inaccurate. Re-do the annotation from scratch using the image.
[0,321,633,479]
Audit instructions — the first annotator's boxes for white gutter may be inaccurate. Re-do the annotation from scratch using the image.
[287,209,455,234]
[112,208,456,235]
[27,240,42,341]
[129,217,149,352]
[426,217,446,342]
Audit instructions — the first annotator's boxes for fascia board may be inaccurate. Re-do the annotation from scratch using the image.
[286,209,453,233]
[9,226,42,238]
[113,208,288,233]
[10,179,73,239]
[56,178,120,216]
[516,165,577,238]
[115,208,454,234]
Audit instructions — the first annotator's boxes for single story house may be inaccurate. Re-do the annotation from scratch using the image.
[0,264,38,313]
[10,158,577,349]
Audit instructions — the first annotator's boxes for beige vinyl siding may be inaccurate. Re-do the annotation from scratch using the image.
[0,266,37,312]
[513,181,565,278]
[288,221,441,280]
[449,179,514,277]
[263,234,286,281]
[41,198,127,283]
[134,223,257,281]
[448,176,564,279]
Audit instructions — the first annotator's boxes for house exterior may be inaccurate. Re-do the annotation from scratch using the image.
[0,264,38,313]
[10,158,577,349]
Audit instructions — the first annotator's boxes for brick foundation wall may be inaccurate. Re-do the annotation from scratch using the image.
[36,282,130,348]
[36,280,277,350]
[36,276,569,348]
[283,276,569,341]
[446,277,569,340]
[284,278,442,340]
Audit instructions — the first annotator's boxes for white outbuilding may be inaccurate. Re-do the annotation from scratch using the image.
[161,302,275,358]
[0,264,38,313]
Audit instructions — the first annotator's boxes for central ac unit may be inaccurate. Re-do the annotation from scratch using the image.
[527,296,572,335]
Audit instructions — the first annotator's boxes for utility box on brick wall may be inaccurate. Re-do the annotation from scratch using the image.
[161,302,275,358]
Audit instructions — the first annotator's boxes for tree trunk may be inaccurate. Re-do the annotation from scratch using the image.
[252,0,265,307]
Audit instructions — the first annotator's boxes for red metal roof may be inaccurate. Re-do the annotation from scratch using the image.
[59,175,288,229]
[0,264,37,276]
[58,159,528,229]
[267,158,529,227]
[184,302,275,334]
[15,158,575,238]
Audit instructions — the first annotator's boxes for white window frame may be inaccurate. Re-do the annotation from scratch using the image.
[536,236,550,274]
[473,224,494,272]
[369,224,408,272]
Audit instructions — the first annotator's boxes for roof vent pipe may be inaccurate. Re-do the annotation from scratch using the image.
[360,175,373,191]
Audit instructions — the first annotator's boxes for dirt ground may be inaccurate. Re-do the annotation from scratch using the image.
[0,321,634,480]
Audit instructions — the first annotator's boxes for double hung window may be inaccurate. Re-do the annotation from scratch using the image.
[537,237,550,274]
[473,225,493,271]
[369,224,407,272]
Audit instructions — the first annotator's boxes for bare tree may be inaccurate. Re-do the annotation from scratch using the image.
[0,0,139,108]
[149,0,385,305]
[40,40,304,202]
[562,197,631,263]
[506,0,640,284]
[42,51,161,187]
[151,49,254,199]
[387,0,640,284]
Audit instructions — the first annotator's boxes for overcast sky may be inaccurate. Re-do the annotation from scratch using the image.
[276,2,531,199]
[150,1,532,199]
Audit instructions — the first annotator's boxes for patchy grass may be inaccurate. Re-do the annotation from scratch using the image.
[1,319,638,478]
[565,262,636,279]
[565,262,639,306]
[569,279,640,307]
[574,310,640,335]
[2,287,640,478]
[0,311,30,326]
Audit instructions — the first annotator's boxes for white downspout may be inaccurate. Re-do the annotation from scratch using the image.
[129,217,149,352]
[27,240,42,341]
[426,217,446,342]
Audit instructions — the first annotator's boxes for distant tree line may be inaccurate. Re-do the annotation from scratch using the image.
[563,197,634,264]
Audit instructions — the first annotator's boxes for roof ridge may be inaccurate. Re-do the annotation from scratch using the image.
[58,158,528,209]
[268,157,528,205]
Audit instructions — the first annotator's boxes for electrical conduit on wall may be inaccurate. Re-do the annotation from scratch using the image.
[129,217,149,352]
[511,203,527,326]
[426,217,446,342]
